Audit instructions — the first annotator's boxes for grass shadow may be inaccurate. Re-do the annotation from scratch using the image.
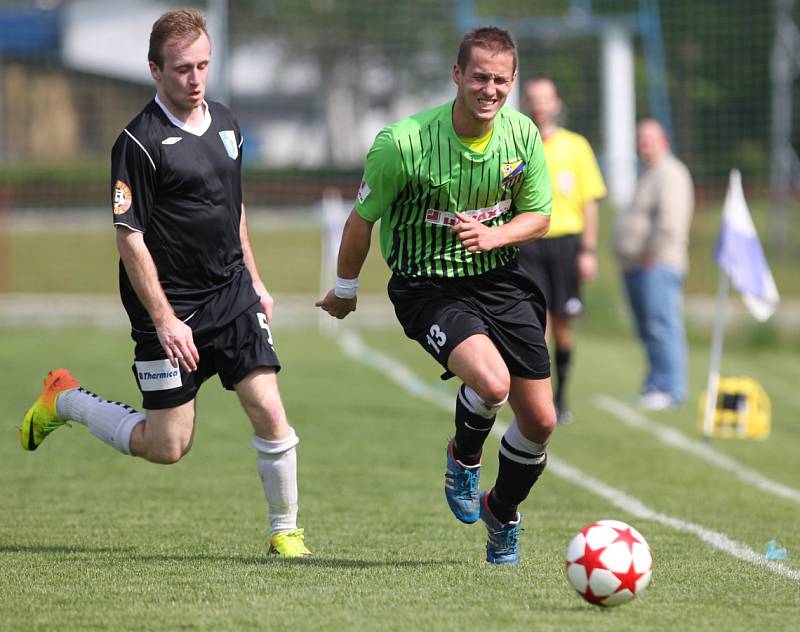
[1,544,460,569]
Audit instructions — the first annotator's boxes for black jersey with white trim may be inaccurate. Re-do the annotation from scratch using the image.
[111,99,258,331]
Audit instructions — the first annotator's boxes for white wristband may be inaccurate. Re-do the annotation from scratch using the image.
[334,276,359,299]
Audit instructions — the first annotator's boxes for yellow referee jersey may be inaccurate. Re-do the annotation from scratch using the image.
[541,128,606,238]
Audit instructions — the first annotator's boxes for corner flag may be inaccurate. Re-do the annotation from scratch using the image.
[714,170,780,322]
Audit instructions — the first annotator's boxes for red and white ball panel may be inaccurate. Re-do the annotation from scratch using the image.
[565,520,653,607]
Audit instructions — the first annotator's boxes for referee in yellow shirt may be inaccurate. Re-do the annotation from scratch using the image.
[517,77,607,425]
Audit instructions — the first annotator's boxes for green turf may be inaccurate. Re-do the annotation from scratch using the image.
[2,224,387,296]
[4,196,800,299]
[1,325,798,631]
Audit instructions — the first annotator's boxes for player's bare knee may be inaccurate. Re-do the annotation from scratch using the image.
[514,401,557,439]
[142,434,190,464]
[534,407,558,437]
[473,373,510,405]
[147,444,185,465]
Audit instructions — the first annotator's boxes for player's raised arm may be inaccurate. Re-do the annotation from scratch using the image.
[315,209,375,319]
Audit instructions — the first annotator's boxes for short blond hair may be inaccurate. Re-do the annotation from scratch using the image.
[148,9,209,69]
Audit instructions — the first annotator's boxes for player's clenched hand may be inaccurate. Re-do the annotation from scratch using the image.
[156,316,199,373]
[315,289,357,320]
[451,212,500,253]
[252,279,274,323]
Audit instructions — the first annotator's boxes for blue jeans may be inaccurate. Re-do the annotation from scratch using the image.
[622,265,687,403]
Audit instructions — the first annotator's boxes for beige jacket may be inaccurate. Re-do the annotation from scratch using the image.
[613,153,694,273]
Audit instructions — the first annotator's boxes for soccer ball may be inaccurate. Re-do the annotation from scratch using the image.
[564,519,653,607]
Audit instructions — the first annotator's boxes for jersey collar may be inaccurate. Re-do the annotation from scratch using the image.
[154,94,212,136]
[445,100,500,162]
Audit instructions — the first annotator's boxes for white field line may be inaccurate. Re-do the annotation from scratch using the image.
[338,330,800,583]
[593,395,800,505]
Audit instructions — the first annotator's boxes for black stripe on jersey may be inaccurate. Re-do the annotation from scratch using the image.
[397,138,416,274]
[482,155,498,275]
[521,116,532,148]
[387,141,408,271]
[387,180,414,272]
[474,159,489,276]
[441,135,455,278]
[426,123,441,277]
[411,130,427,277]
[456,150,472,278]
[408,131,424,277]
[464,153,478,276]
[509,120,529,200]
[416,128,430,277]
[429,123,441,277]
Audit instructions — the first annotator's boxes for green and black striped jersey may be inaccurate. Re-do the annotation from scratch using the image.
[355,100,551,278]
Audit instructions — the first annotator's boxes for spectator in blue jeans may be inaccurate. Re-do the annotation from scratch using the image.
[613,119,694,410]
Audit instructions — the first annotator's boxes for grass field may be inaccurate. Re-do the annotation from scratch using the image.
[1,321,799,631]
[4,196,800,299]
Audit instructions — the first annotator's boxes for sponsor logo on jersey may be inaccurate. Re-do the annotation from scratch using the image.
[161,136,183,145]
[112,180,132,215]
[424,199,512,227]
[356,178,371,204]
[219,130,239,159]
[501,159,526,187]
[135,359,182,392]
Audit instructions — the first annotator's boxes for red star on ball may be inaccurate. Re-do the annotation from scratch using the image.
[612,559,647,595]
[611,526,641,553]
[574,539,606,572]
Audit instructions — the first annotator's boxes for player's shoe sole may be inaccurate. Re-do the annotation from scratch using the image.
[268,528,311,558]
[444,439,481,524]
[20,369,79,451]
[480,490,523,565]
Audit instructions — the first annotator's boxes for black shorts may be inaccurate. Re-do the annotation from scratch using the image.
[517,234,583,317]
[130,301,281,410]
[387,260,550,380]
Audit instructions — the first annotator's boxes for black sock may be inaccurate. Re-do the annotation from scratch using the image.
[554,347,572,410]
[453,384,495,466]
[487,488,518,525]
[490,450,548,524]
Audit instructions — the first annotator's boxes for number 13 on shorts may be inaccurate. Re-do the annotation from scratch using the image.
[426,324,447,354]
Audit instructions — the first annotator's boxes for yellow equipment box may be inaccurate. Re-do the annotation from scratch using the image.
[698,377,771,439]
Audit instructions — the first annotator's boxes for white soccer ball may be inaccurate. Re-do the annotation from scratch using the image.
[564,519,653,607]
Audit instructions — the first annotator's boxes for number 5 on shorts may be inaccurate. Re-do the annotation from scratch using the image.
[426,324,447,355]
[257,312,274,346]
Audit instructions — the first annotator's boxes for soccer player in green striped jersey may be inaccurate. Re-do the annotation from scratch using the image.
[318,27,557,565]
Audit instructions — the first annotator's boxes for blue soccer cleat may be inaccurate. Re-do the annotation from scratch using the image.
[444,439,481,524]
[480,490,523,565]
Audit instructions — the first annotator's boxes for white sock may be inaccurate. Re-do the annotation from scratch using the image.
[499,417,547,465]
[57,387,144,455]
[460,384,508,418]
[253,429,300,537]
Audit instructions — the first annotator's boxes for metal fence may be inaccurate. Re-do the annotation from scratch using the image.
[0,0,796,217]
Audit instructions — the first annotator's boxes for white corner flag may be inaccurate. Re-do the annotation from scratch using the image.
[714,169,780,322]
[702,170,780,438]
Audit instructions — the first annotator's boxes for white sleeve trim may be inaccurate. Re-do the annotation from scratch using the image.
[113,221,144,233]
[123,129,156,171]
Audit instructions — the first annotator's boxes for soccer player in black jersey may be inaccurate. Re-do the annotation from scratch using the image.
[318,27,557,565]
[20,9,310,558]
